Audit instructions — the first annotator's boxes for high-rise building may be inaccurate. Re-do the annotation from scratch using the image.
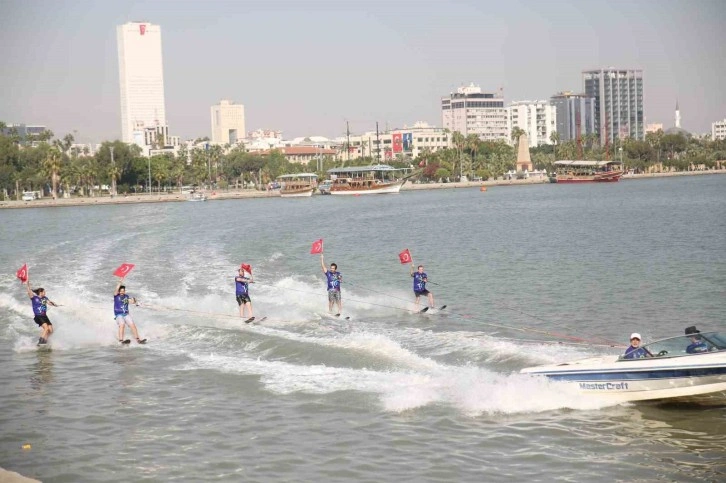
[211,100,246,145]
[550,92,596,143]
[508,100,557,147]
[583,68,644,145]
[441,84,508,141]
[117,21,167,144]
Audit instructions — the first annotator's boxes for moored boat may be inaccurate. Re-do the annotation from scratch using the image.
[277,173,317,198]
[187,191,207,201]
[521,330,726,403]
[327,164,407,195]
[551,160,623,183]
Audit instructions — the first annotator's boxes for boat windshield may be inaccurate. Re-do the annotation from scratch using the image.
[621,332,726,360]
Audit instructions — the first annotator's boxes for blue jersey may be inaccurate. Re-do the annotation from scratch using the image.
[235,276,250,296]
[31,295,48,316]
[623,346,648,359]
[412,272,428,292]
[325,271,342,291]
[686,341,708,353]
[114,293,131,316]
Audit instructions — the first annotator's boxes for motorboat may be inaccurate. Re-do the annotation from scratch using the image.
[521,331,726,403]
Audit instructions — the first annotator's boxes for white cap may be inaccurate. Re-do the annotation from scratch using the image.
[630,333,641,341]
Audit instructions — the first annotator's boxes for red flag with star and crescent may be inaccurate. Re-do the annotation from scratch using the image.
[113,263,135,278]
[398,249,412,265]
[310,239,324,255]
[240,263,252,274]
[16,263,28,283]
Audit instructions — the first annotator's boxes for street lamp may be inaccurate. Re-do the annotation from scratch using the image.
[109,146,115,197]
[619,146,623,165]
[148,157,151,194]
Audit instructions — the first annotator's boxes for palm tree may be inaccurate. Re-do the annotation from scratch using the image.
[511,127,526,147]
[549,131,560,161]
[42,147,63,199]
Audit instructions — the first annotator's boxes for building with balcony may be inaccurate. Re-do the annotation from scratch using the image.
[583,68,644,145]
[508,100,557,147]
[712,119,726,141]
[441,84,508,142]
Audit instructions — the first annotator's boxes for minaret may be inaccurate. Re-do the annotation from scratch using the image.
[675,101,681,129]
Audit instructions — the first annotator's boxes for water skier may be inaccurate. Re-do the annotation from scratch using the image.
[114,278,145,344]
[320,254,342,315]
[25,280,58,345]
[235,266,255,322]
[410,263,435,310]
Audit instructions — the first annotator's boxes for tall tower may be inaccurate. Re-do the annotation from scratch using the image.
[117,21,167,143]
[675,101,681,129]
[583,68,644,145]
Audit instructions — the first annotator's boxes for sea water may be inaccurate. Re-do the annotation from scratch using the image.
[1,175,724,481]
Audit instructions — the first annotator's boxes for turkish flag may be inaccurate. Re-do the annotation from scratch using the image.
[398,249,412,264]
[16,263,28,283]
[113,263,135,278]
[240,263,252,274]
[310,239,324,254]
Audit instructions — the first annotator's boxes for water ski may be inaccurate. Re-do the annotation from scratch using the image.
[419,307,429,313]
[245,316,266,324]
[137,339,147,344]
[120,339,131,345]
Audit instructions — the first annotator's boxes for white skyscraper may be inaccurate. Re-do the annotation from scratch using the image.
[211,100,246,145]
[117,21,167,144]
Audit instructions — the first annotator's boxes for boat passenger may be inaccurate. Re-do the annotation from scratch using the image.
[685,326,709,353]
[623,333,650,359]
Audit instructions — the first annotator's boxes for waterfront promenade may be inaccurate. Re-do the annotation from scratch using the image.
[1,169,724,210]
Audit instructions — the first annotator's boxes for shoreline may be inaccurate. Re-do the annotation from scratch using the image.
[1,169,724,210]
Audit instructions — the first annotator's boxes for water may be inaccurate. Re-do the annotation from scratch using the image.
[1,175,725,482]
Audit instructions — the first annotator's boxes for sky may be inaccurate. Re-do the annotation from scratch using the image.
[1,0,725,143]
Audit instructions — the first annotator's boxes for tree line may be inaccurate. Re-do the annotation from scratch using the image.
[2,121,725,199]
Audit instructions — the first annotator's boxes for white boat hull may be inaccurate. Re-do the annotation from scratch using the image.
[330,182,403,195]
[280,188,314,198]
[522,352,726,403]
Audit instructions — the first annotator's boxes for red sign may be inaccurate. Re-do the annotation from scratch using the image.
[139,24,146,35]
[398,249,412,265]
[16,263,28,283]
[113,263,135,278]
[240,263,252,274]
[310,239,324,255]
[392,133,403,153]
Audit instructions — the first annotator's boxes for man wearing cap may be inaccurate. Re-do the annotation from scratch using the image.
[685,326,708,354]
[235,265,254,322]
[623,333,650,359]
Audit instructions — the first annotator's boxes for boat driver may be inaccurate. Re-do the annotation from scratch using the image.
[685,326,709,353]
[623,333,650,359]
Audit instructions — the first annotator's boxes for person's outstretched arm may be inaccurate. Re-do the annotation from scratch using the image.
[321,254,327,273]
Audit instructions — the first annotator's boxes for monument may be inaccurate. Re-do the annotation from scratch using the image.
[516,133,533,172]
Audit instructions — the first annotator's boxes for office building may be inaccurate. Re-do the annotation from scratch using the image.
[508,100,557,147]
[550,92,596,142]
[441,84,508,141]
[211,100,246,145]
[583,68,644,145]
[117,21,167,144]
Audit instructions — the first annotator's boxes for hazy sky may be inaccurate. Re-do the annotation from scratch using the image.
[2,0,725,142]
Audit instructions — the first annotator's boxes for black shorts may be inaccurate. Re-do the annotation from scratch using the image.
[414,289,430,296]
[236,294,251,305]
[34,314,52,327]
